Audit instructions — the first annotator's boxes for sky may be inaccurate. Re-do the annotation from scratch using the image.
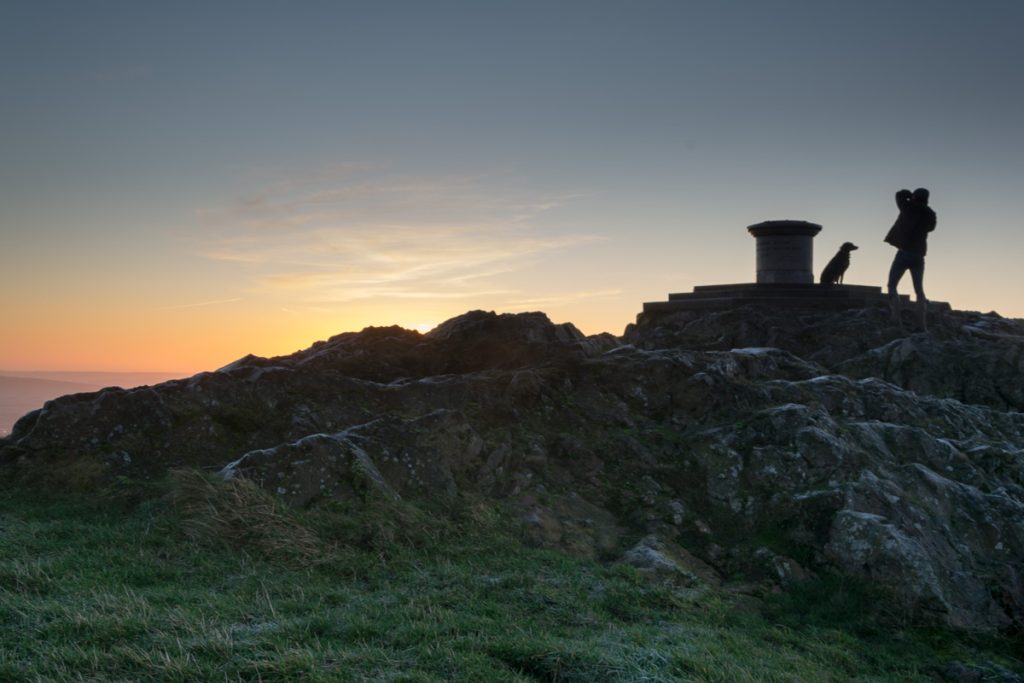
[2,0,1022,373]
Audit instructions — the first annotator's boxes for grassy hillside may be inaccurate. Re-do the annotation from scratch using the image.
[0,474,1020,682]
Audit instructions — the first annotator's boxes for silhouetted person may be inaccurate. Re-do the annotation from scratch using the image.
[884,187,936,331]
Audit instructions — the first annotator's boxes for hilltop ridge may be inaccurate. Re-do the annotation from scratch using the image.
[3,305,1023,631]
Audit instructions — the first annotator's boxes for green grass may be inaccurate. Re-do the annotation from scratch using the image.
[0,474,1020,682]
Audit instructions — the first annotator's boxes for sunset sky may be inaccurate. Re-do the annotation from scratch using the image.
[2,1,1022,373]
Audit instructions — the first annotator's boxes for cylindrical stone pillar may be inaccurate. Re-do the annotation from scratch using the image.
[747,220,822,284]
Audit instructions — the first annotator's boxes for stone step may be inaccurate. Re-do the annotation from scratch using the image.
[689,283,883,295]
[643,295,913,314]
[646,299,867,313]
[671,288,872,301]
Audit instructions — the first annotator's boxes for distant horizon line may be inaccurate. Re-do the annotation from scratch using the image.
[0,369,191,377]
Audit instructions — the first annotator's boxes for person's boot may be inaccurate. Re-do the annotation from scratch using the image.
[918,299,928,333]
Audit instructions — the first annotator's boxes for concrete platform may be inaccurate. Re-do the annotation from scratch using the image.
[642,283,949,316]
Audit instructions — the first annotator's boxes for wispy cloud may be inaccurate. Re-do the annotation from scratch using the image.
[159,297,242,311]
[195,167,601,304]
[501,289,624,311]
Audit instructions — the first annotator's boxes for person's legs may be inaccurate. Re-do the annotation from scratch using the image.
[887,252,911,323]
[908,257,925,301]
[908,257,927,331]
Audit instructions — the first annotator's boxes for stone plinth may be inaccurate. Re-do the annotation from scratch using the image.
[639,283,950,320]
[748,220,821,284]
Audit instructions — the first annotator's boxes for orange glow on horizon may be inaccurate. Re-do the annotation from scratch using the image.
[3,269,1022,374]
[0,295,632,374]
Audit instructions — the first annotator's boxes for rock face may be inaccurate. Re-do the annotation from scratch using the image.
[3,306,1023,630]
[627,305,1024,411]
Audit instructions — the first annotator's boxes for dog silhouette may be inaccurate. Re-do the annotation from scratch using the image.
[820,242,859,284]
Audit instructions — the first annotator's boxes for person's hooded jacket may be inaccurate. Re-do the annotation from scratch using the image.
[884,189,936,256]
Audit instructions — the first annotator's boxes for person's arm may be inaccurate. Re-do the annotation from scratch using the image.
[895,189,912,211]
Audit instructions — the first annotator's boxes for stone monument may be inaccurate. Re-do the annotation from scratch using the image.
[748,220,821,284]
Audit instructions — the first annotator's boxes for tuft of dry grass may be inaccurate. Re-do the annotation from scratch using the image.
[309,491,450,554]
[167,468,322,565]
[3,451,111,496]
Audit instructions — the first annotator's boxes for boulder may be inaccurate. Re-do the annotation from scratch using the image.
[220,432,396,508]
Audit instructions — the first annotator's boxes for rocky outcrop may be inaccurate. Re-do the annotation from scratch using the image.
[2,306,1023,630]
[0,311,608,474]
[627,304,1024,412]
